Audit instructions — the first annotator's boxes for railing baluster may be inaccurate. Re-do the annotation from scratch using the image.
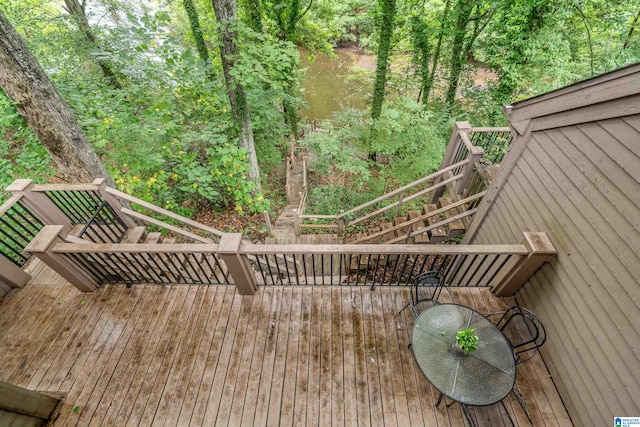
[486,254,513,285]
[302,254,308,286]
[292,254,300,286]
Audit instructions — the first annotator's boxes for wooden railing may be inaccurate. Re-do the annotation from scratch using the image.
[0,193,41,289]
[6,178,226,245]
[469,126,513,165]
[26,223,555,297]
[295,122,512,239]
[103,183,225,244]
[432,122,512,202]
[297,159,469,238]
[350,191,486,244]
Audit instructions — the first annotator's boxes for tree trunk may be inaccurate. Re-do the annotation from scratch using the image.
[212,0,262,188]
[423,0,450,104]
[0,10,114,186]
[410,16,431,103]
[63,0,122,89]
[623,8,640,50]
[183,0,212,68]
[444,0,473,108]
[371,0,396,121]
[243,0,263,33]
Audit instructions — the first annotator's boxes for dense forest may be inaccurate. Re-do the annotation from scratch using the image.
[1,0,639,226]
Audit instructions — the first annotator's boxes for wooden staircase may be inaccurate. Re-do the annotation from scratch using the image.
[345,197,470,245]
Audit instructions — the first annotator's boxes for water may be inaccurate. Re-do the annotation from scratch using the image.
[299,48,374,121]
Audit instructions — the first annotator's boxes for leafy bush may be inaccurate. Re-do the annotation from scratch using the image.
[301,99,451,215]
[0,93,54,202]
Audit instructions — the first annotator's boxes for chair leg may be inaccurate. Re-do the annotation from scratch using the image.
[460,404,478,427]
[500,400,515,427]
[512,384,533,426]
[398,301,411,315]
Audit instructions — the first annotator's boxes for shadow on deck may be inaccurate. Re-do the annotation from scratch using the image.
[0,260,571,426]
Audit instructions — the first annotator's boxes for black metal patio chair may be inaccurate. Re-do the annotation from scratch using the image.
[398,270,455,318]
[489,306,547,425]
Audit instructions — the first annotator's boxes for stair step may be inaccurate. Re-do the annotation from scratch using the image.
[439,198,466,239]
[394,216,409,238]
[144,232,162,244]
[423,204,447,243]
[348,254,370,272]
[367,226,382,243]
[379,222,395,243]
[122,226,146,243]
[408,210,430,243]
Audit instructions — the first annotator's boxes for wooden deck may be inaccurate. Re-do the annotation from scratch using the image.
[0,260,571,426]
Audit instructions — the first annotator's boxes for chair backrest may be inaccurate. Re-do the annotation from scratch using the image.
[495,306,546,364]
[409,270,453,317]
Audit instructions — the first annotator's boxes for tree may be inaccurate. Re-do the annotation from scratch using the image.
[444,0,494,108]
[183,0,212,68]
[370,0,396,121]
[242,0,264,32]
[63,0,122,89]
[0,9,114,186]
[211,0,262,188]
[423,0,451,104]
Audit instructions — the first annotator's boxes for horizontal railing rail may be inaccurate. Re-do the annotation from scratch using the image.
[298,159,470,237]
[242,242,527,287]
[352,191,486,244]
[104,181,225,244]
[28,223,555,297]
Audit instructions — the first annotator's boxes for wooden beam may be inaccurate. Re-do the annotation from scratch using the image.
[491,232,556,297]
[219,233,257,295]
[25,225,99,292]
[0,254,30,289]
[0,381,59,420]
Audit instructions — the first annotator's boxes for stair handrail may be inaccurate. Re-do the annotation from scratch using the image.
[350,191,486,244]
[297,156,308,215]
[299,159,470,235]
[104,186,225,243]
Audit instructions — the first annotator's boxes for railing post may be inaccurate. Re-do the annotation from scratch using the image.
[6,179,72,233]
[442,121,472,169]
[293,210,301,237]
[0,381,60,420]
[92,178,136,228]
[395,190,405,217]
[491,232,556,297]
[25,225,99,292]
[456,145,484,195]
[432,122,472,203]
[218,233,257,295]
[337,217,345,239]
[263,211,273,236]
[0,254,31,289]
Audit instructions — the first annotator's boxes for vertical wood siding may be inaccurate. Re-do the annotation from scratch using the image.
[468,108,640,426]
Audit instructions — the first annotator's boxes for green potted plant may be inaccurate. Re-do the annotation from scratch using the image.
[456,327,479,354]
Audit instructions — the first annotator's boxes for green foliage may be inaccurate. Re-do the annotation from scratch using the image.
[370,0,396,120]
[368,97,452,182]
[0,92,54,202]
[456,327,479,354]
[302,99,451,214]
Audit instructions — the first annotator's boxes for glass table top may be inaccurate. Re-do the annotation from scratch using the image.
[411,303,516,406]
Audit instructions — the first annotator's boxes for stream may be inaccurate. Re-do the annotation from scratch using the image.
[298,48,374,121]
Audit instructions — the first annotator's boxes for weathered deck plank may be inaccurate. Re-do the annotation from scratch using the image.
[0,261,572,426]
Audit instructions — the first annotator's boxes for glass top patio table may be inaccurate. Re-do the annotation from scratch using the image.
[411,303,516,406]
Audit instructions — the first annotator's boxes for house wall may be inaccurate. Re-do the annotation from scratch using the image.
[464,64,640,426]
